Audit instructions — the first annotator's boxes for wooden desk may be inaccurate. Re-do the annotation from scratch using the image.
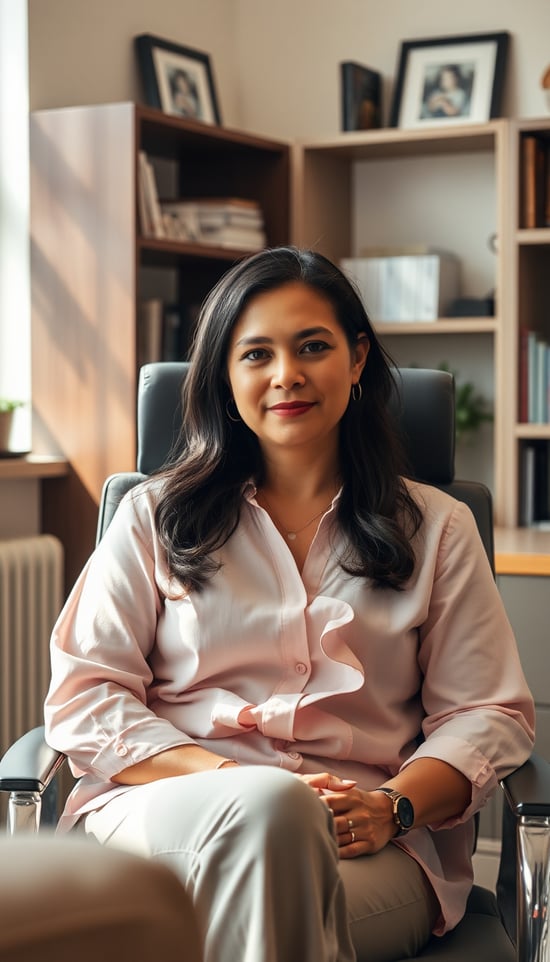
[495,527,550,576]
[0,454,68,481]
[0,455,68,540]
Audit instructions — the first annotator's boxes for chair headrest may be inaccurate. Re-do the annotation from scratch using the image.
[137,363,455,484]
[137,362,189,475]
[389,368,455,484]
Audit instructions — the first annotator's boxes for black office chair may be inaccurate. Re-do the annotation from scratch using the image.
[1,364,549,962]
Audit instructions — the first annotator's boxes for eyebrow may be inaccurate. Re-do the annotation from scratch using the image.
[234,326,336,347]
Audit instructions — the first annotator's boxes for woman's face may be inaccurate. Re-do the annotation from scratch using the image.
[226,281,368,460]
[440,68,457,90]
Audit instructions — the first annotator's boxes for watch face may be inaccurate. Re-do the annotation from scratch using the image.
[396,796,414,829]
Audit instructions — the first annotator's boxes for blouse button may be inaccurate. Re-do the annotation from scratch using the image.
[287,751,300,760]
[295,662,308,675]
[115,744,128,757]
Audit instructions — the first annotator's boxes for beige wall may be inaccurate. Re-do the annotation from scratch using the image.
[23,0,550,497]
[234,0,550,138]
[29,0,550,137]
[28,0,241,124]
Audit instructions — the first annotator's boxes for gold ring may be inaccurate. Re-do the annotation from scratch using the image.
[350,830,356,843]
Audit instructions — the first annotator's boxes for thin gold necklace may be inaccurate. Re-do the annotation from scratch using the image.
[260,493,334,541]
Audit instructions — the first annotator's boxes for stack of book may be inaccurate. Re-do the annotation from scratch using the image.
[160,197,267,250]
[136,150,267,251]
[340,249,460,322]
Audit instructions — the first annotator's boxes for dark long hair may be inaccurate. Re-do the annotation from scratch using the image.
[155,247,422,591]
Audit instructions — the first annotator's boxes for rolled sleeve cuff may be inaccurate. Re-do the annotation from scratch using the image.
[87,721,195,780]
[401,734,498,828]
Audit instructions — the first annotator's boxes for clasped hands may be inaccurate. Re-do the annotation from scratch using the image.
[298,772,397,858]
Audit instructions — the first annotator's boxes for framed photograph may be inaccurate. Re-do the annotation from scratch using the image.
[135,33,221,125]
[390,32,509,129]
[340,62,381,131]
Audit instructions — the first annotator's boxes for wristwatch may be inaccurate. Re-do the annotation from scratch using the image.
[374,787,415,836]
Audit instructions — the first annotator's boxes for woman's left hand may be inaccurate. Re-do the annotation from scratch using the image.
[321,785,397,858]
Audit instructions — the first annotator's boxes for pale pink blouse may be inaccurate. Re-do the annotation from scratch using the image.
[45,479,535,935]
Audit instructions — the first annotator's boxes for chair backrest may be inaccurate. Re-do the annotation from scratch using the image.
[97,363,494,572]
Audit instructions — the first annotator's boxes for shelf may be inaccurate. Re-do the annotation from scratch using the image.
[375,318,498,335]
[517,228,550,245]
[138,105,289,157]
[139,237,260,266]
[296,120,502,161]
[515,424,550,439]
[0,454,68,480]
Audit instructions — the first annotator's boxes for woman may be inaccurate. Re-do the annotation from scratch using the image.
[423,65,470,119]
[45,247,534,962]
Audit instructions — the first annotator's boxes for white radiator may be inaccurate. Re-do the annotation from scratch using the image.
[0,535,63,755]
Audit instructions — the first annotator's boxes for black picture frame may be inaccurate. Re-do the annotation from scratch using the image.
[340,62,381,131]
[135,33,221,125]
[389,32,509,129]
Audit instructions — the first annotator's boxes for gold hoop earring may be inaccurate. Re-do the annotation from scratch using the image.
[226,398,242,422]
[351,382,363,402]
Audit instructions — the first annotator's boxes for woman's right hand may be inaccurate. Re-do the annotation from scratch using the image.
[297,771,357,795]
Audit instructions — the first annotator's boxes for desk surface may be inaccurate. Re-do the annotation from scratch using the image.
[0,454,68,480]
[495,527,550,576]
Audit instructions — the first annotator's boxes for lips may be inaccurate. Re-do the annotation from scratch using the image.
[269,401,316,417]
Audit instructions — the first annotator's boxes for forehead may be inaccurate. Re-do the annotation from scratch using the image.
[231,281,339,337]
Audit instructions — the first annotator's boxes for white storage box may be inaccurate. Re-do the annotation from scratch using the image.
[341,252,460,321]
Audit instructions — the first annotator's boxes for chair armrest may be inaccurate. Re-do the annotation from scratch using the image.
[0,726,65,794]
[500,751,550,816]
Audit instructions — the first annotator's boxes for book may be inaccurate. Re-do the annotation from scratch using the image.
[137,152,152,236]
[138,151,164,238]
[137,298,163,366]
[340,62,381,131]
[521,330,550,424]
[518,328,531,423]
[521,134,547,229]
[520,441,550,526]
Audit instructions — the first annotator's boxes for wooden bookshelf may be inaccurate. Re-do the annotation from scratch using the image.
[30,109,550,583]
[30,103,290,590]
[292,119,550,556]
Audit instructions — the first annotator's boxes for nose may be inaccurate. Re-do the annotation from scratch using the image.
[271,353,306,391]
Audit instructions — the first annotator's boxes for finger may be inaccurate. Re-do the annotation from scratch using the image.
[334,815,355,837]
[337,828,358,851]
[318,776,357,795]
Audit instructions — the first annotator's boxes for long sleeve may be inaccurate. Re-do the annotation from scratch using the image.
[45,483,194,781]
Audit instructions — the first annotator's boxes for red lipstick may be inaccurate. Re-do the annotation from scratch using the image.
[269,401,316,417]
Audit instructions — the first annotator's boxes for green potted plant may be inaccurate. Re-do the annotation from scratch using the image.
[438,363,493,442]
[0,398,24,453]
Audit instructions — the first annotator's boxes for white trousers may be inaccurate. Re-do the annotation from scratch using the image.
[84,766,437,962]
